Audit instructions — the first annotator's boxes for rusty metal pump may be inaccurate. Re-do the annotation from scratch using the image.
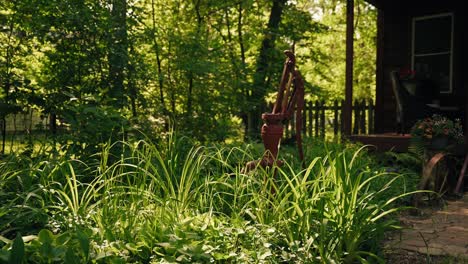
[246,50,305,171]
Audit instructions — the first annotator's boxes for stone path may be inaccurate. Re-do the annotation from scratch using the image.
[385,194,468,261]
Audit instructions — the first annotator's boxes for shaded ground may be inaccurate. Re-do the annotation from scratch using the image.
[385,194,468,263]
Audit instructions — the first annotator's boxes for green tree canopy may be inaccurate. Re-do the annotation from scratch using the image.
[0,0,376,143]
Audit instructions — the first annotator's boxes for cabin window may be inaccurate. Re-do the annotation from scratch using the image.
[412,13,453,93]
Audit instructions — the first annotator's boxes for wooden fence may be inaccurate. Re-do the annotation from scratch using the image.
[283,99,374,139]
[2,109,48,133]
[1,100,375,138]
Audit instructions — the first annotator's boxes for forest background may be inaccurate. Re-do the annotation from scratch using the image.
[0,0,376,150]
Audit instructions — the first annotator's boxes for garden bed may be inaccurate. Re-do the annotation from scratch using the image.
[1,136,418,263]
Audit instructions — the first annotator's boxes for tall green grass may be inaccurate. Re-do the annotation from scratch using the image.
[0,134,414,263]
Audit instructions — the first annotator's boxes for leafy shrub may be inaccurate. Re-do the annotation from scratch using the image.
[59,104,129,158]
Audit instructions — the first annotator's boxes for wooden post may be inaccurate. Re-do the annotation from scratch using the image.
[314,101,319,137]
[340,100,345,135]
[0,118,5,155]
[291,112,295,138]
[302,104,307,135]
[320,100,325,138]
[353,99,359,134]
[375,8,384,133]
[465,12,468,153]
[465,84,468,153]
[360,100,366,134]
[368,99,374,134]
[333,100,339,135]
[306,101,312,137]
[343,0,354,136]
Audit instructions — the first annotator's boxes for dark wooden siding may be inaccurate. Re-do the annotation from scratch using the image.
[463,12,468,149]
[375,5,411,132]
[373,0,466,133]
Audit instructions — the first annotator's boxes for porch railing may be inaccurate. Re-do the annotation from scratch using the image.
[283,99,375,139]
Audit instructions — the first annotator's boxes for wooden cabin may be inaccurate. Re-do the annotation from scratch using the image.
[346,0,468,152]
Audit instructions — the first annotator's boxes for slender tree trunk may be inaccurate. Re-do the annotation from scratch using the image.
[10,115,16,152]
[186,0,203,117]
[50,113,56,135]
[343,0,354,136]
[1,118,5,155]
[237,2,250,139]
[238,2,246,67]
[108,0,128,109]
[225,8,232,43]
[354,0,361,31]
[187,74,193,116]
[151,0,166,113]
[167,43,176,115]
[128,44,138,117]
[249,0,287,139]
[129,81,138,117]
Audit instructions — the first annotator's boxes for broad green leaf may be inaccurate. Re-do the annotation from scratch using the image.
[10,233,24,264]
[38,229,54,244]
[65,247,80,264]
[0,249,11,263]
[77,229,90,259]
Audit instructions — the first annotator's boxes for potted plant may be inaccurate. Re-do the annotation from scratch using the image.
[410,114,464,154]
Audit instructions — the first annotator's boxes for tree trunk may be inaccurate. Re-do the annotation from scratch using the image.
[237,1,250,139]
[108,0,128,109]
[128,44,138,117]
[50,113,57,135]
[1,118,5,155]
[238,2,246,67]
[187,74,193,116]
[186,0,203,118]
[249,0,287,139]
[151,0,167,114]
[343,0,354,136]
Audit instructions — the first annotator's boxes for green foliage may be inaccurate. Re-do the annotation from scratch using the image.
[410,115,465,157]
[0,102,21,118]
[1,135,414,263]
[298,0,376,102]
[59,104,129,157]
[366,150,421,206]
[0,229,91,263]
[411,115,464,143]
[1,1,384,260]
[0,155,50,238]
[1,0,377,144]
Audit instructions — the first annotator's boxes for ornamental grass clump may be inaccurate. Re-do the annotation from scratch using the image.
[0,134,414,263]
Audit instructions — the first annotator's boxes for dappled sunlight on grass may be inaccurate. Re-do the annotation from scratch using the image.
[0,134,417,263]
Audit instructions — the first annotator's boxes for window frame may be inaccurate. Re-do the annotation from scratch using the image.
[411,12,454,94]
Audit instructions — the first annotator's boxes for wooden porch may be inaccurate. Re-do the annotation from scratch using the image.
[343,0,467,153]
[349,133,411,152]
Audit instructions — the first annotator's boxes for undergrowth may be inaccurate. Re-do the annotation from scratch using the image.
[0,134,415,263]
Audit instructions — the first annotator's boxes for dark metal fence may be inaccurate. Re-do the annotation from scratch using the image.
[284,99,375,139]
